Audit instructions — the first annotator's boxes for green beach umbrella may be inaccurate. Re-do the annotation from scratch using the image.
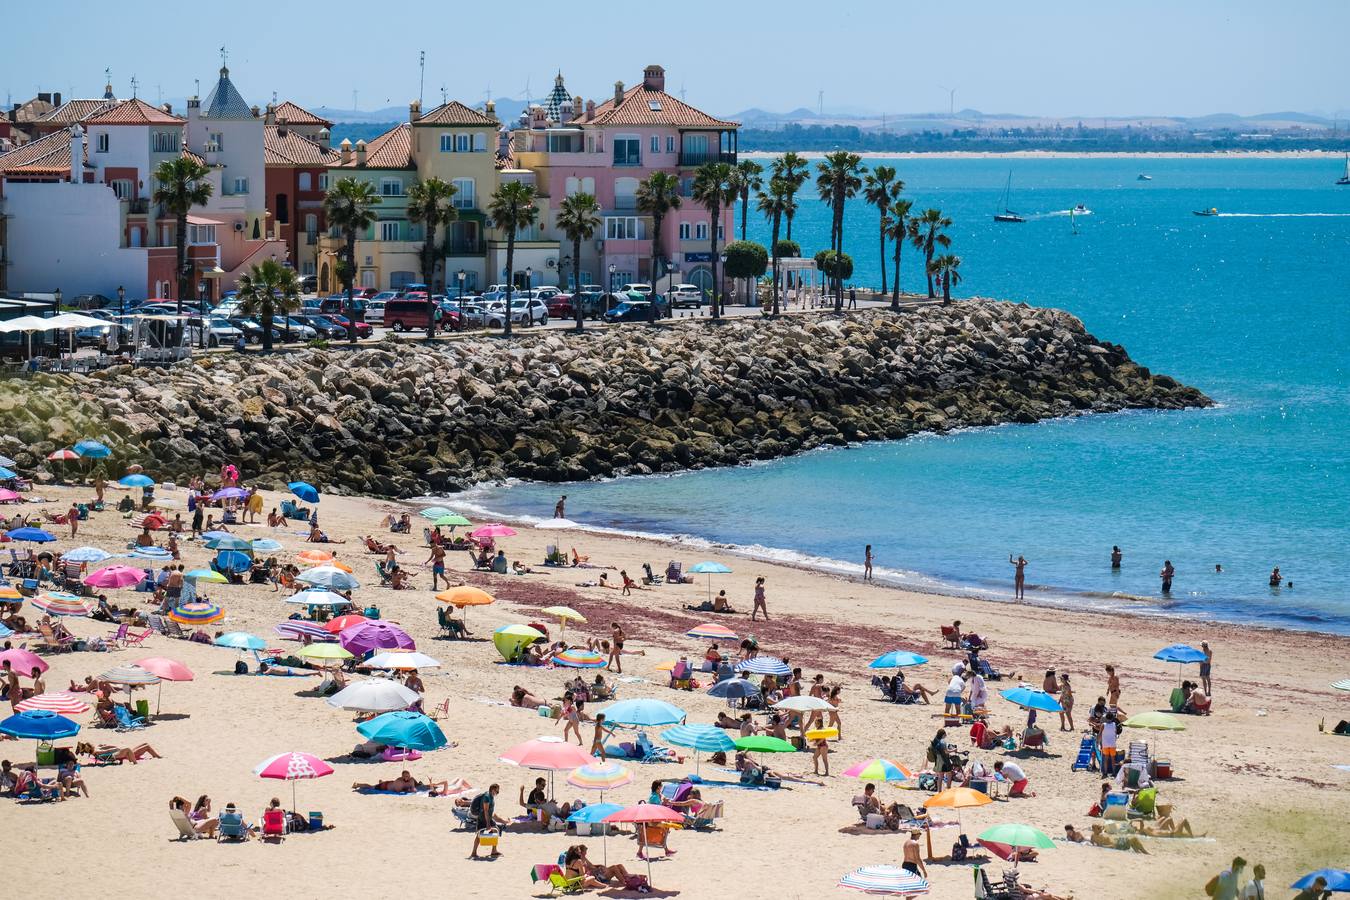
[733,735,796,753]
[432,514,472,527]
[978,823,1055,867]
[1123,711,1186,731]
[184,569,228,584]
[297,644,354,666]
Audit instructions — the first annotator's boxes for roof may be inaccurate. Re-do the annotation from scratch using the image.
[414,100,497,127]
[0,130,79,175]
[542,73,571,122]
[37,99,117,126]
[182,148,207,165]
[202,66,255,120]
[265,126,339,167]
[85,97,184,126]
[275,101,331,128]
[331,123,413,169]
[582,84,737,129]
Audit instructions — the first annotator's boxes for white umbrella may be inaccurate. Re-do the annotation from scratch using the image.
[361,651,441,670]
[772,696,833,712]
[326,679,420,712]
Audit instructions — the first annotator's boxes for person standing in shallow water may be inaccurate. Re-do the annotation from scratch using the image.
[863,545,873,581]
[1009,554,1028,600]
[1160,560,1175,594]
[1110,546,1122,569]
[554,495,567,519]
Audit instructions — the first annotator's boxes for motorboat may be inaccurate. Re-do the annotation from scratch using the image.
[1192,208,1219,217]
[1137,174,1152,181]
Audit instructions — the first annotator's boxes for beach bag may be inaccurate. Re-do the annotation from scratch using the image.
[234,660,249,675]
[917,773,937,791]
[951,841,968,861]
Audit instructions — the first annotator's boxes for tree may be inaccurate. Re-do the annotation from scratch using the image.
[486,180,539,337]
[757,178,793,315]
[406,177,459,341]
[885,198,913,309]
[730,160,764,241]
[152,156,213,317]
[814,250,854,286]
[691,162,736,319]
[556,192,601,332]
[910,208,953,299]
[863,165,901,295]
[324,177,381,343]
[722,240,768,312]
[769,152,809,240]
[773,239,801,258]
[635,171,682,324]
[815,150,863,309]
[235,258,301,352]
[928,253,962,304]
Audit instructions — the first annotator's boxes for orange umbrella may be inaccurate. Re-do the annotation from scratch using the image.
[923,786,993,851]
[297,549,334,565]
[435,586,494,607]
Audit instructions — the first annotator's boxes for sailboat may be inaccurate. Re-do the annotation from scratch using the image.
[993,172,1025,223]
[1336,154,1350,186]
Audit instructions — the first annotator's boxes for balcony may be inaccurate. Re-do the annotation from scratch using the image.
[125,198,150,215]
[678,151,737,167]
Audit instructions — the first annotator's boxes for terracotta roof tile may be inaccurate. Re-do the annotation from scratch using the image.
[84,97,185,126]
[331,123,413,169]
[183,148,207,166]
[265,126,340,166]
[414,101,498,127]
[0,130,78,174]
[37,99,117,125]
[583,85,737,129]
[275,101,332,128]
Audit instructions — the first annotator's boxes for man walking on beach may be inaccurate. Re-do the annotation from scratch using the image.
[426,544,447,590]
[554,495,566,519]
[902,831,927,878]
[468,784,506,860]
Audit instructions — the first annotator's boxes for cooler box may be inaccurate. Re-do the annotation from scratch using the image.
[477,828,499,848]
[36,741,55,765]
[309,811,324,830]
[1154,760,1172,779]
[135,699,150,719]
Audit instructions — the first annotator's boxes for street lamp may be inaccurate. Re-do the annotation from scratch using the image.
[198,280,208,349]
[53,287,62,308]
[117,285,126,318]
[52,288,62,358]
[457,269,465,303]
[608,263,617,313]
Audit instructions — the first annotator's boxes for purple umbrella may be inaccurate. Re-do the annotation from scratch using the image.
[339,621,415,656]
[211,487,248,501]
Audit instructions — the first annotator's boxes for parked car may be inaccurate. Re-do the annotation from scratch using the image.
[383,298,439,332]
[525,286,562,303]
[363,300,387,325]
[481,284,526,302]
[322,313,374,339]
[620,283,653,296]
[70,293,115,310]
[486,298,549,328]
[278,317,318,341]
[320,295,367,318]
[434,301,467,331]
[296,315,345,340]
[455,302,488,327]
[668,283,705,309]
[297,274,318,294]
[546,294,576,318]
[225,316,277,345]
[186,316,244,348]
[399,283,429,296]
[603,298,669,323]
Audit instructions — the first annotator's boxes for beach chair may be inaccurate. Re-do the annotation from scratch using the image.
[666,561,684,583]
[261,808,287,841]
[164,620,188,639]
[974,657,1003,681]
[531,864,583,895]
[1070,735,1097,772]
[105,623,130,647]
[1019,728,1047,751]
[170,808,203,840]
[427,697,451,721]
[37,623,75,652]
[1103,791,1130,821]
[217,812,249,842]
[123,627,152,648]
[18,776,61,803]
[687,800,724,830]
[452,804,478,831]
[973,866,1016,900]
[642,563,664,585]
[114,706,147,731]
[376,561,394,586]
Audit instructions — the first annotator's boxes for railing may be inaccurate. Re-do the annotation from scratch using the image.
[126,198,149,214]
[612,197,638,211]
[445,239,485,255]
[678,151,737,167]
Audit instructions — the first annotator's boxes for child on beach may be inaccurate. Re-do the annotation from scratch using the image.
[559,692,583,744]
[811,735,830,776]
[590,713,616,761]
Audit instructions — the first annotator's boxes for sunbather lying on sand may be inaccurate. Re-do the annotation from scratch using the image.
[1090,823,1148,853]
[77,741,162,765]
[352,769,419,793]
[510,685,547,709]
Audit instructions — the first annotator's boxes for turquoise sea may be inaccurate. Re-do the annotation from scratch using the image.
[466,157,1350,634]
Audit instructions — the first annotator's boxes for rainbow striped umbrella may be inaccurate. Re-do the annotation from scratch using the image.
[168,601,225,625]
[843,758,914,782]
[553,648,607,669]
[567,761,633,794]
[30,592,95,617]
[839,865,929,895]
[686,622,738,640]
[16,691,91,715]
[0,586,23,601]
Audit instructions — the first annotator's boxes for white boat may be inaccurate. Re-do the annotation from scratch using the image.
[1337,155,1350,186]
[1137,174,1152,181]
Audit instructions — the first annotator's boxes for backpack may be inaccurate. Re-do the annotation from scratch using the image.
[234,660,249,675]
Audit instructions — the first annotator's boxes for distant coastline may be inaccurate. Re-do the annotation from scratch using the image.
[740,149,1349,160]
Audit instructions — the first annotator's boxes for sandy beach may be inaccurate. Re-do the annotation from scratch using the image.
[4,482,1347,900]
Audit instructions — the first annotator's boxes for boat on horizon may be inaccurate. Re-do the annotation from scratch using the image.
[1193,207,1219,217]
[1337,154,1350,186]
[1138,174,1153,181]
[993,171,1025,223]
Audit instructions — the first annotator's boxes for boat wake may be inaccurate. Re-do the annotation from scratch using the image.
[1213,212,1350,218]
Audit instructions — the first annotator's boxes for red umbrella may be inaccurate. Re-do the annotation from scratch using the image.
[323,614,369,634]
[602,804,685,886]
[47,449,80,461]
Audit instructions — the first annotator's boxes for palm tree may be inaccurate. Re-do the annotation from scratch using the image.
[862,166,900,295]
[691,162,736,319]
[487,181,539,337]
[756,177,793,316]
[884,198,913,309]
[323,177,381,343]
[730,160,764,241]
[928,253,962,304]
[406,177,459,341]
[770,152,810,241]
[815,150,863,310]
[556,192,601,332]
[152,156,214,317]
[635,172,682,324]
[910,208,953,299]
[235,258,301,352]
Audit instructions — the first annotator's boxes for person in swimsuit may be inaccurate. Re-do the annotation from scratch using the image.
[1199,641,1212,695]
[751,577,769,621]
[609,623,625,674]
[863,545,874,581]
[1010,554,1028,600]
[1111,546,1122,569]
[426,544,447,590]
[1160,560,1175,594]
[1058,673,1075,731]
[1268,567,1281,587]
[590,713,616,761]
[559,692,583,744]
[554,495,567,519]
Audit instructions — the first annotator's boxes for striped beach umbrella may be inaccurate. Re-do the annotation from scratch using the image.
[0,586,21,602]
[843,758,914,782]
[663,723,736,775]
[100,664,161,686]
[686,622,738,641]
[47,448,80,461]
[418,506,453,520]
[553,648,607,669]
[567,761,633,795]
[274,621,334,642]
[168,601,225,625]
[30,592,95,617]
[16,691,91,715]
[1331,679,1350,691]
[735,656,792,676]
[839,865,930,895]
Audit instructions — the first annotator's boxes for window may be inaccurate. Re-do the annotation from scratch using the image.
[96,133,109,153]
[208,132,223,151]
[188,224,217,244]
[582,177,594,195]
[129,227,142,247]
[451,178,475,209]
[648,100,662,112]
[473,132,487,151]
[682,133,709,164]
[151,131,176,152]
[302,261,315,276]
[650,135,660,153]
[232,177,249,195]
[613,136,640,167]
[456,133,471,152]
[605,217,643,240]
[360,270,377,288]
[391,271,416,290]
[439,134,453,152]
[110,179,134,200]
[380,178,403,197]
[695,222,708,241]
[565,176,579,197]
[319,174,329,191]
[586,135,595,154]
[549,132,581,153]
[678,222,691,241]
[304,214,318,239]
[667,136,675,153]
[380,221,400,241]
[613,177,639,211]
[718,223,725,240]
[298,172,312,191]
[448,221,479,253]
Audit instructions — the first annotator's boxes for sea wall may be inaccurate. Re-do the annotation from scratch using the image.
[0,302,1209,497]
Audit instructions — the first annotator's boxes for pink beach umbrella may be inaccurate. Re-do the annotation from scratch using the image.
[469,523,518,539]
[602,804,686,886]
[47,449,80,461]
[254,751,334,813]
[339,621,415,656]
[16,691,91,715]
[0,489,19,503]
[0,647,49,676]
[84,565,148,590]
[500,736,595,798]
[134,656,194,716]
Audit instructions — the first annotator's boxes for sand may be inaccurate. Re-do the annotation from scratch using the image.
[4,483,1347,900]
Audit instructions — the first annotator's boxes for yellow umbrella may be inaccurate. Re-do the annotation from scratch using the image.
[652,659,678,672]
[540,605,586,638]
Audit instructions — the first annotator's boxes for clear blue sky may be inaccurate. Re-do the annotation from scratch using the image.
[4,0,1347,119]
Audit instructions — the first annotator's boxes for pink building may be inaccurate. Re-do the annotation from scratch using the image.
[512,65,738,294]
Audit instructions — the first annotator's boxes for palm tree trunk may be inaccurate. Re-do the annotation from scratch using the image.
[262,303,274,353]
[572,236,584,333]
[424,228,436,341]
[943,271,951,305]
[503,233,515,337]
[891,239,901,310]
[345,231,358,343]
[649,213,662,325]
[740,193,748,241]
[710,202,720,320]
[925,240,935,299]
[175,212,188,317]
[833,199,844,312]
[785,206,794,241]
[770,212,781,316]
[878,215,888,296]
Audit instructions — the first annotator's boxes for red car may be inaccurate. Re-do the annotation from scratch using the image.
[547,294,575,318]
[323,314,373,339]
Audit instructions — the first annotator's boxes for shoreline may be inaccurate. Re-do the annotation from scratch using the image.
[740,149,1349,160]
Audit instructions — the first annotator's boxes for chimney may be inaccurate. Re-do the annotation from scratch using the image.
[276,116,289,137]
[161,102,173,115]
[339,138,352,165]
[642,65,665,92]
[354,139,367,167]
[317,127,331,150]
[53,92,62,107]
[38,92,52,105]
[250,104,260,118]
[67,124,83,184]
[585,99,595,119]
[264,102,275,125]
[613,82,625,105]
[410,99,421,121]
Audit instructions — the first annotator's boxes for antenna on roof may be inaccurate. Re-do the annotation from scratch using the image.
[441,85,447,106]
[679,82,686,102]
[130,75,138,99]
[272,91,278,105]
[157,84,162,105]
[818,90,824,116]
[194,78,200,98]
[105,67,111,84]
[220,46,228,69]
[352,90,359,111]
[419,50,426,107]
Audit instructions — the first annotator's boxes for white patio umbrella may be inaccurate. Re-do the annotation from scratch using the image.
[325,679,420,712]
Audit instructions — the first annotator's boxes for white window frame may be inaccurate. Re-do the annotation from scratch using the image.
[605,216,642,240]
[304,214,318,238]
[451,178,475,209]
[650,135,660,153]
[473,132,487,151]
[564,176,580,197]
[208,132,224,151]
[694,222,709,241]
[613,134,641,167]
[439,134,453,152]
[151,131,175,153]
[96,133,109,153]
[455,133,471,152]
[678,222,691,240]
[232,176,249,195]
[380,177,403,197]
[110,179,134,200]
[380,221,400,241]
[582,177,595,195]
[666,136,675,153]
[319,174,329,191]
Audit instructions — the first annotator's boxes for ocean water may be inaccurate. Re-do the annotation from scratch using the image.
[466,157,1350,633]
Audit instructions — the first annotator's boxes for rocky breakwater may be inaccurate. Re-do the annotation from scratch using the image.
[0,302,1209,497]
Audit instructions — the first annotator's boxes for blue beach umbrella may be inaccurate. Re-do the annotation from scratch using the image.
[296,566,360,591]
[129,546,172,561]
[736,656,792,676]
[73,440,111,458]
[118,474,154,488]
[356,710,447,751]
[1154,643,1208,685]
[419,506,453,520]
[0,455,15,468]
[664,722,736,776]
[288,481,320,504]
[201,530,233,542]
[599,698,686,728]
[63,546,113,563]
[214,550,253,574]
[999,686,1064,713]
[708,677,761,701]
[1292,869,1350,893]
[204,535,254,552]
[214,632,267,650]
[0,623,12,639]
[0,709,81,740]
[687,560,732,604]
[869,650,930,669]
[0,467,17,480]
[568,802,624,824]
[251,538,284,552]
[5,527,56,543]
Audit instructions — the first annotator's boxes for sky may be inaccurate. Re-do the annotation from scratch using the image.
[3,0,1348,120]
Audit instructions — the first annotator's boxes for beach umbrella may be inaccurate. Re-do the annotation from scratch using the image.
[169,602,225,626]
[553,648,607,669]
[62,546,113,563]
[869,650,930,669]
[839,865,930,895]
[0,586,20,602]
[287,481,320,504]
[0,467,16,480]
[0,488,20,503]
[5,526,56,543]
[0,624,12,639]
[0,648,49,675]
[437,586,496,607]
[251,537,284,553]
[134,657,194,715]
[998,686,1063,713]
[540,605,586,638]
[362,650,441,670]
[284,588,352,607]
[215,632,266,650]
[73,439,111,458]
[204,534,254,552]
[129,546,173,561]
[469,523,517,539]
[419,506,454,520]
[735,656,791,676]
[83,565,146,589]
[601,698,686,728]
[1154,644,1207,685]
[324,614,368,634]
[327,679,420,713]
[708,677,761,701]
[1123,711,1186,731]
[296,566,359,591]
[296,643,354,665]
[568,802,625,864]
[978,823,1055,868]
[30,592,95,617]
[254,751,334,813]
[843,758,914,782]
[118,474,154,488]
[603,804,685,886]
[357,710,447,751]
[687,560,732,604]
[924,786,993,836]
[492,623,546,663]
[432,514,472,527]
[339,621,414,655]
[567,760,633,797]
[201,530,233,541]
[213,550,253,574]
[296,548,334,565]
[274,621,335,642]
[686,622,738,641]
[499,736,594,777]
[100,664,161,686]
[1333,679,1350,692]
[0,455,15,467]
[184,569,227,584]
[211,487,248,501]
[1292,869,1350,893]
[15,691,91,715]
[772,696,833,713]
[48,450,79,463]
[663,723,736,775]
[734,735,796,754]
[0,710,80,754]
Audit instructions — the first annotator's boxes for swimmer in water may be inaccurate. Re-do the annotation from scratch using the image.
[1110,546,1122,569]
